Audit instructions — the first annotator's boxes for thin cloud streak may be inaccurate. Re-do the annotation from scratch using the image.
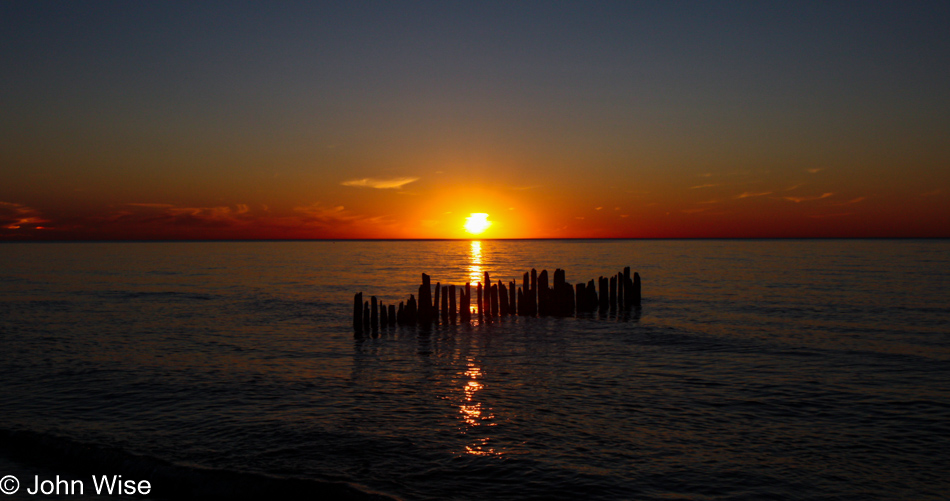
[783,192,834,203]
[735,191,772,199]
[341,177,419,189]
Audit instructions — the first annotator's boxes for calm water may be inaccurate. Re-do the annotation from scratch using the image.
[0,240,948,500]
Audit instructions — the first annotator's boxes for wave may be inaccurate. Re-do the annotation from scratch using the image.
[0,428,397,500]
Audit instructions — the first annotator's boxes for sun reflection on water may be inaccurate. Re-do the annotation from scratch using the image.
[458,359,498,456]
[468,240,482,286]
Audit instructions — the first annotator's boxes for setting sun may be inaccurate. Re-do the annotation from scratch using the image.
[464,213,492,235]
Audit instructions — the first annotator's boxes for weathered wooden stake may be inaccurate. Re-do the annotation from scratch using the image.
[499,281,509,316]
[388,304,396,326]
[610,275,617,310]
[449,285,457,324]
[441,285,449,324]
[490,283,499,318]
[617,272,624,309]
[476,282,483,318]
[407,294,417,325]
[363,301,370,331]
[380,302,387,327]
[538,269,549,316]
[371,296,378,332]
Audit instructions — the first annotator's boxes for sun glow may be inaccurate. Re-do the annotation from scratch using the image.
[464,213,492,235]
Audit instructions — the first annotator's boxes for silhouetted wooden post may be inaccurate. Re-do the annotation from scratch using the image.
[483,272,491,316]
[633,272,641,306]
[490,283,499,318]
[461,282,471,322]
[449,285,457,324]
[441,286,449,324]
[622,267,631,309]
[363,301,370,331]
[370,296,379,332]
[586,280,596,310]
[616,272,624,309]
[509,280,516,314]
[354,292,363,333]
[380,302,387,328]
[419,274,432,324]
[407,294,417,325]
[476,282,483,319]
[539,269,549,315]
[388,304,396,326]
[397,302,405,325]
[499,282,509,316]
[530,268,538,316]
[598,277,608,312]
[610,275,617,310]
[520,273,529,316]
[433,282,441,319]
[563,280,575,317]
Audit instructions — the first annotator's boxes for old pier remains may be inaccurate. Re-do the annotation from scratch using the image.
[353,267,641,334]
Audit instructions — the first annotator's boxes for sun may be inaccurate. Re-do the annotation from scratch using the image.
[464,213,492,235]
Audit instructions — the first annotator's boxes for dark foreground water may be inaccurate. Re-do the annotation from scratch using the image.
[1,240,948,500]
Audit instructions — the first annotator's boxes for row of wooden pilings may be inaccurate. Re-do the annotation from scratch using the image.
[353,267,640,334]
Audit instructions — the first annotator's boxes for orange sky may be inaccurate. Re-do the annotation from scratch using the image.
[2,3,948,240]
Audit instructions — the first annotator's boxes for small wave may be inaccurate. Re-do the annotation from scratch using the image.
[0,428,397,500]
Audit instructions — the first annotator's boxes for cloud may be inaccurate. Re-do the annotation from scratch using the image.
[341,177,419,189]
[690,183,718,189]
[833,197,866,206]
[293,203,393,231]
[595,207,603,210]
[783,192,834,203]
[735,191,772,199]
[0,202,50,230]
[807,168,823,174]
[107,203,255,228]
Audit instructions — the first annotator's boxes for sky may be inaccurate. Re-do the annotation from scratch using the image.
[2,1,948,240]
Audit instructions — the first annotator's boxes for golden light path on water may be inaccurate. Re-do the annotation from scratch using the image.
[468,240,482,287]
[460,359,497,457]
[459,241,498,456]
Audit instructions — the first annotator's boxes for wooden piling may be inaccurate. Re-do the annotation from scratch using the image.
[380,302,387,327]
[407,294,417,325]
[441,285,449,324]
[371,296,378,332]
[499,282,509,316]
[530,268,538,316]
[610,275,617,310]
[461,282,471,322]
[477,282,483,318]
[509,280,516,315]
[448,285,457,324]
[388,304,396,326]
[490,283,499,318]
[419,273,432,323]
[363,301,370,331]
[617,272,624,309]
[538,269,549,316]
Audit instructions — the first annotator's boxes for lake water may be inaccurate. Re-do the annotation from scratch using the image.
[0,239,948,500]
